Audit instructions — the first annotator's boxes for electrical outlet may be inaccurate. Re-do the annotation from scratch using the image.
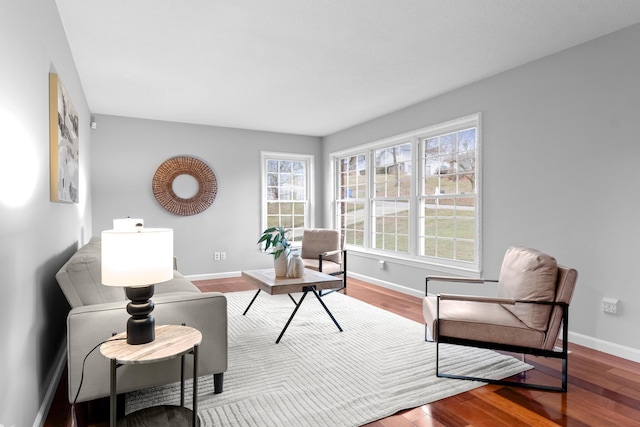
[220,252,226,260]
[602,297,618,314]
[214,252,220,261]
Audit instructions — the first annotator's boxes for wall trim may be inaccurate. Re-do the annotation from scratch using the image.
[186,271,242,281]
[334,271,425,299]
[568,331,640,363]
[33,340,67,427]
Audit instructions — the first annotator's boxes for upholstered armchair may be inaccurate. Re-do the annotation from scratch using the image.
[423,246,578,392]
[300,228,347,295]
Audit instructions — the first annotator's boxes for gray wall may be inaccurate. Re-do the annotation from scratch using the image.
[0,1,92,426]
[323,24,640,358]
[90,115,323,276]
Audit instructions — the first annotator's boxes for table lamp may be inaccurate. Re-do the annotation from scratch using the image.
[101,227,174,345]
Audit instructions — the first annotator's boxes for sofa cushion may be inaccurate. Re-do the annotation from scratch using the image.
[154,270,201,294]
[56,237,126,308]
[497,246,558,331]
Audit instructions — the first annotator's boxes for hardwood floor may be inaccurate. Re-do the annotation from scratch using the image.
[45,277,640,426]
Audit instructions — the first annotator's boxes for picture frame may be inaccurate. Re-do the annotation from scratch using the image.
[49,73,79,203]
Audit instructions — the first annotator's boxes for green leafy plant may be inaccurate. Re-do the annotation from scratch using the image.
[257,227,291,259]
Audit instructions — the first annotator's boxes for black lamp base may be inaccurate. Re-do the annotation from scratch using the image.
[125,285,156,345]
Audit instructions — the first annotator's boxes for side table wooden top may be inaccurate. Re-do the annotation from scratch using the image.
[100,324,202,365]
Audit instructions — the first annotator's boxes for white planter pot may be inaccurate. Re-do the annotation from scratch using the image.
[273,249,290,277]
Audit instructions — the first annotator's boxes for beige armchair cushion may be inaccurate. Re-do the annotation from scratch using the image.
[301,229,341,264]
[497,246,558,331]
[423,296,546,348]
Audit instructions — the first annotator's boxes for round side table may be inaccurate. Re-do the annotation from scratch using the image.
[100,324,202,427]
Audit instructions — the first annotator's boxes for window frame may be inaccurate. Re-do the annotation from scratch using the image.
[331,113,482,274]
[260,151,314,244]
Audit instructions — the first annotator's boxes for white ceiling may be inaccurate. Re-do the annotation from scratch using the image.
[55,0,640,137]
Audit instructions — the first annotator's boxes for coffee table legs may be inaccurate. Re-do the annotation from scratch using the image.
[276,290,310,343]
[242,289,261,315]
[243,285,343,343]
[311,288,343,334]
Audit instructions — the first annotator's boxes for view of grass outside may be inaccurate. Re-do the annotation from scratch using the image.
[372,143,411,253]
[421,127,477,262]
[265,157,308,242]
[337,154,367,246]
[334,116,479,266]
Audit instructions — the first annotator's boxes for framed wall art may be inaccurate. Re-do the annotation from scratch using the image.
[49,73,79,203]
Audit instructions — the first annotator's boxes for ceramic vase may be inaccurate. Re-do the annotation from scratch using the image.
[273,249,290,277]
[286,252,305,278]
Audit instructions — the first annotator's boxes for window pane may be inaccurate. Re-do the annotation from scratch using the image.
[457,217,475,240]
[423,237,436,257]
[292,161,305,174]
[267,202,279,215]
[267,215,279,228]
[438,239,454,259]
[279,161,292,173]
[267,187,278,200]
[267,160,278,173]
[456,240,475,262]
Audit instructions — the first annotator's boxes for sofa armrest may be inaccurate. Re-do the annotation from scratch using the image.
[66,292,227,403]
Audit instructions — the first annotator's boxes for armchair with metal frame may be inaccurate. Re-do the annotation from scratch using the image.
[423,246,578,392]
[299,228,347,296]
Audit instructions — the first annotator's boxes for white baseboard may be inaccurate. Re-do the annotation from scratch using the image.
[568,331,640,363]
[33,341,67,427]
[185,271,242,281]
[346,272,424,298]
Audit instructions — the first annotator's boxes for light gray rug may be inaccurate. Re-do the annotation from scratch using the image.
[127,290,531,426]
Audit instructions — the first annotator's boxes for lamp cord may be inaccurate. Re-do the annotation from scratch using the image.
[71,336,127,424]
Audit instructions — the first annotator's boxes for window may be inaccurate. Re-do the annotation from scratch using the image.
[332,113,481,272]
[336,154,366,247]
[420,127,477,263]
[261,152,313,243]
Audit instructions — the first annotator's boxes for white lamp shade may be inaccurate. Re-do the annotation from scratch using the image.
[101,228,174,287]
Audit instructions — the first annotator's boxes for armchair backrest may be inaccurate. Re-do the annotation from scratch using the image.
[301,229,342,263]
[496,246,577,350]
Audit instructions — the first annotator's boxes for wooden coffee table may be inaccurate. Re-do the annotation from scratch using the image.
[241,269,343,343]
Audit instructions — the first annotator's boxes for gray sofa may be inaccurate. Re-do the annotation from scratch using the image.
[55,236,227,403]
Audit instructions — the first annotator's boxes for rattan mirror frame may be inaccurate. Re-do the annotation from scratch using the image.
[152,156,217,216]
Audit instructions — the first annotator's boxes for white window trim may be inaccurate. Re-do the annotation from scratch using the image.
[260,151,315,239]
[330,113,482,274]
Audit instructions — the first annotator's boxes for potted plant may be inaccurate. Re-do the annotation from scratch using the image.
[257,227,291,276]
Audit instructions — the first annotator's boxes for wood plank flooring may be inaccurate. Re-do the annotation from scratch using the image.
[45,277,640,426]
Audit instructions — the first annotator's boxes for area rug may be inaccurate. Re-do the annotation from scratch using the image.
[126,290,531,426]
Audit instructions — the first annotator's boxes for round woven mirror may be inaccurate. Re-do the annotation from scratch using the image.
[152,156,217,216]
